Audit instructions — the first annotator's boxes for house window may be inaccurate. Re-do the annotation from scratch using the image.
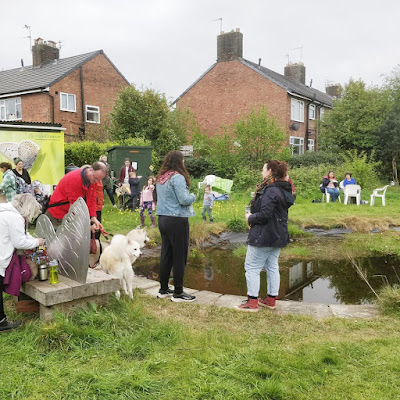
[320,107,325,120]
[291,98,304,122]
[0,97,21,121]
[308,139,315,152]
[86,105,100,123]
[290,136,304,156]
[309,104,316,120]
[60,92,76,112]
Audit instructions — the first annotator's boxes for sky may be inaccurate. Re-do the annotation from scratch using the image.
[1,0,400,102]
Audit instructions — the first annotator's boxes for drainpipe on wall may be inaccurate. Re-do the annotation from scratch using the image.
[79,66,85,139]
[304,102,309,153]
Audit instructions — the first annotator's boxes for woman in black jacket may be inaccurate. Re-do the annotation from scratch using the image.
[236,160,294,312]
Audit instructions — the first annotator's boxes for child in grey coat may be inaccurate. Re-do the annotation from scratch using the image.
[201,185,214,222]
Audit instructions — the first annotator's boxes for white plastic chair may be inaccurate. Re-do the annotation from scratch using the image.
[320,185,341,203]
[370,185,389,206]
[343,184,361,206]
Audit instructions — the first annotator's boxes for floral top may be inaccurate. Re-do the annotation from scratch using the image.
[0,169,16,202]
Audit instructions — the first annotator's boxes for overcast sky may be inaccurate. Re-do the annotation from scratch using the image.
[1,0,399,102]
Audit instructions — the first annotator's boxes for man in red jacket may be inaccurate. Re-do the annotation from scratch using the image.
[46,162,106,233]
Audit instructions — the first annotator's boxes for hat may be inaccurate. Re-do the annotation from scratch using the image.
[13,157,23,165]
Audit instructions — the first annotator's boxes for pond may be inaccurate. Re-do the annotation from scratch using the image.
[134,248,400,305]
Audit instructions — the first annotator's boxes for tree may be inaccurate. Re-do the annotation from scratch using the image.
[319,79,391,154]
[234,107,290,169]
[110,85,170,142]
[375,93,400,183]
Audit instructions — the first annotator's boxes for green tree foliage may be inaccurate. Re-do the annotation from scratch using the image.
[234,107,290,169]
[109,85,170,142]
[319,79,391,154]
[375,92,400,183]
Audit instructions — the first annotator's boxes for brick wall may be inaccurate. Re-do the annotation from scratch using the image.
[177,60,309,146]
[19,53,128,141]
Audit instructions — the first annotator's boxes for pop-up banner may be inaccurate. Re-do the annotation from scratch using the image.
[0,126,65,192]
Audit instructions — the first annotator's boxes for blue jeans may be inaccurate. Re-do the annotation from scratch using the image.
[244,245,281,297]
[326,187,340,202]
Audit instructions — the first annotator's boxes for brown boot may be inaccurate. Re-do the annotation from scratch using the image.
[235,297,259,312]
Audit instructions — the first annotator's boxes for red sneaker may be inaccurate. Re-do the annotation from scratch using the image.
[235,297,259,312]
[258,296,276,309]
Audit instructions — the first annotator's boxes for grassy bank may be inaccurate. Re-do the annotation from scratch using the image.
[2,294,400,400]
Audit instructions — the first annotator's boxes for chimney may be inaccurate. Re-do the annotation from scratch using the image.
[217,28,243,62]
[32,38,60,67]
[325,84,341,98]
[284,62,306,85]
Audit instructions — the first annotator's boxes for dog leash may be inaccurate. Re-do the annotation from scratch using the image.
[89,228,114,269]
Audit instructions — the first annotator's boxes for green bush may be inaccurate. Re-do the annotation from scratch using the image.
[185,157,214,178]
[233,166,258,191]
[288,150,344,168]
[378,285,400,315]
[227,218,248,232]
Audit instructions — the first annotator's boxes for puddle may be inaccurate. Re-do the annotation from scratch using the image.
[135,248,400,305]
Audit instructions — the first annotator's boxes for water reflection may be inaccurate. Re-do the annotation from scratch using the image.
[134,248,400,305]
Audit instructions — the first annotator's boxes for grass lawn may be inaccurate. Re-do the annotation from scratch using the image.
[3,186,400,399]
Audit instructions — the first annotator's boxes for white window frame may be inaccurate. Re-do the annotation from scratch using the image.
[0,97,22,121]
[320,107,325,120]
[309,104,316,120]
[307,139,315,152]
[85,105,100,123]
[291,98,304,122]
[290,136,304,156]
[60,92,76,112]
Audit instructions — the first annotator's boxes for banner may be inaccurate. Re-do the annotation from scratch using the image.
[0,129,64,192]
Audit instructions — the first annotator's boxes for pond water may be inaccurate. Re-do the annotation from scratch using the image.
[134,248,400,305]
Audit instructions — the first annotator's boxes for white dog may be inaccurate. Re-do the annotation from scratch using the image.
[99,235,142,299]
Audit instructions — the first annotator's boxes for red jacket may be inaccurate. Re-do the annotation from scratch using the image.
[96,182,104,212]
[119,165,135,184]
[48,168,97,219]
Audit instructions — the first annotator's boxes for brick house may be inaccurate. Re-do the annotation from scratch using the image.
[0,38,129,141]
[174,29,336,154]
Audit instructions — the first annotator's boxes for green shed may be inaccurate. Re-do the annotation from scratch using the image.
[107,146,153,180]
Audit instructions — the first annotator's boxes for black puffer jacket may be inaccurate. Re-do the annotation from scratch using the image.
[247,181,294,248]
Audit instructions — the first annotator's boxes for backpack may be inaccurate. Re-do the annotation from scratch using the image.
[14,176,28,194]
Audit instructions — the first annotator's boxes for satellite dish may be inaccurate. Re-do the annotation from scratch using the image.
[290,123,300,131]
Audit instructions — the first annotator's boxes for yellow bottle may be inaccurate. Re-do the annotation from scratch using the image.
[48,259,59,284]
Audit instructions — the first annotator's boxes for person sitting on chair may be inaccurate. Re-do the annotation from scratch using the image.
[342,172,356,187]
[321,171,340,202]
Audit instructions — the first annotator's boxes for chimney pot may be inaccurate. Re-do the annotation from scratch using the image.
[284,62,306,85]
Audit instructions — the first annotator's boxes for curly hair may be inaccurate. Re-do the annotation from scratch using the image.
[157,151,190,187]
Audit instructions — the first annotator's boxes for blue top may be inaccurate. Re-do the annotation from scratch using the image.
[343,178,356,187]
[156,174,196,217]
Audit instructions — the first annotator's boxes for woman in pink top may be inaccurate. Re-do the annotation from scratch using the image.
[321,171,340,202]
[140,176,156,227]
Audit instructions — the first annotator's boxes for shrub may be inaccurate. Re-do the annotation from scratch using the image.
[288,150,344,168]
[378,285,400,315]
[185,158,214,178]
[227,218,248,232]
[233,166,258,191]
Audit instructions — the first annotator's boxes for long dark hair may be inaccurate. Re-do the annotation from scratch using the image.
[157,151,190,187]
[266,160,288,180]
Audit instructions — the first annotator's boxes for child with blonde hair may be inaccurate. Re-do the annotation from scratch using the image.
[201,185,214,222]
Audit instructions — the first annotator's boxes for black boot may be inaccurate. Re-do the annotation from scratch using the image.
[0,317,22,332]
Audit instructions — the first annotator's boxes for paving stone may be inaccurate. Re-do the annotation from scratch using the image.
[329,304,379,319]
[193,290,222,305]
[214,294,247,309]
[275,301,333,319]
[133,276,159,289]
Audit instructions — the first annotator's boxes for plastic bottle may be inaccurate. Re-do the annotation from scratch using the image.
[48,259,59,284]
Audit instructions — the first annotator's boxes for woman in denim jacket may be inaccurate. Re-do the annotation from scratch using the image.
[156,151,196,303]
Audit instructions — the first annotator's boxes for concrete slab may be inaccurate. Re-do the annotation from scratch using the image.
[214,294,247,309]
[330,304,379,319]
[275,301,333,319]
[133,276,159,290]
[193,290,222,305]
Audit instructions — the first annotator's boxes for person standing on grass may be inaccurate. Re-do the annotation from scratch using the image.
[0,162,16,202]
[156,151,196,302]
[99,155,117,208]
[129,171,142,211]
[201,185,214,222]
[236,160,294,312]
[139,176,156,227]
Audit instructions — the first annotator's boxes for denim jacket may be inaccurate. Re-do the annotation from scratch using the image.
[156,174,196,217]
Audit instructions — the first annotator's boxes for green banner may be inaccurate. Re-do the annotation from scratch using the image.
[0,129,64,191]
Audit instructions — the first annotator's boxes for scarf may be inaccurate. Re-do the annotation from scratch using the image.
[157,170,178,185]
[253,175,276,197]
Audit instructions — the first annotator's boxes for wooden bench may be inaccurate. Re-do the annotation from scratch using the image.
[20,269,120,321]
